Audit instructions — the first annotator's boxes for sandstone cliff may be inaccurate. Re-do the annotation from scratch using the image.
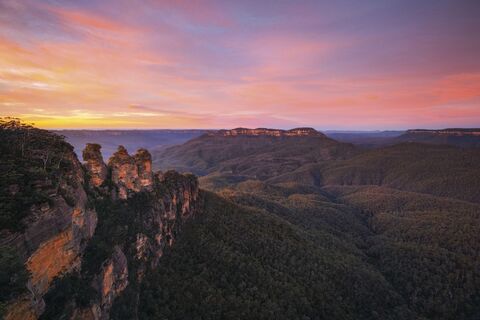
[210,127,324,137]
[68,169,199,320]
[0,125,97,320]
[1,122,200,320]
[105,146,153,199]
[83,143,108,188]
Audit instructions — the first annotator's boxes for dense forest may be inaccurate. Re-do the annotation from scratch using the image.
[138,191,414,320]
[0,118,75,317]
[1,121,480,319]
[152,130,480,319]
[0,118,76,231]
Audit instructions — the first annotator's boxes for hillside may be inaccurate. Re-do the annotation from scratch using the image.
[138,191,415,320]
[323,129,480,149]
[155,129,480,204]
[153,128,480,319]
[0,119,201,320]
[153,127,357,177]
[320,143,480,203]
[392,129,480,148]
[3,122,480,319]
[324,130,404,148]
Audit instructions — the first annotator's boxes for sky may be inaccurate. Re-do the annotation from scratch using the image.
[0,0,479,130]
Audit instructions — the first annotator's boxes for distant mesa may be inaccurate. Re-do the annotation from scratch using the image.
[406,128,480,136]
[395,128,480,148]
[209,127,324,137]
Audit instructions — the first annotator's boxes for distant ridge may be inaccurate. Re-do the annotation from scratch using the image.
[395,128,480,148]
[208,127,324,137]
[406,128,480,136]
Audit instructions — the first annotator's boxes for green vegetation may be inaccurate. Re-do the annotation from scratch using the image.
[395,129,480,148]
[41,170,198,319]
[0,118,75,231]
[321,143,480,203]
[153,133,480,319]
[39,274,95,320]
[327,185,480,319]
[3,122,480,319]
[138,191,413,320]
[153,134,356,177]
[0,246,30,317]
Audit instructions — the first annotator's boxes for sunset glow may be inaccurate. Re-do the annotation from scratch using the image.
[1,0,479,129]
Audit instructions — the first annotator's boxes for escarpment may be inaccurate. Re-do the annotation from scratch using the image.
[1,125,97,320]
[83,143,108,188]
[210,127,324,137]
[65,158,199,319]
[1,122,200,320]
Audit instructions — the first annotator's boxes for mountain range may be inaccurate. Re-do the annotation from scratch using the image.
[58,127,480,161]
[153,127,480,319]
[1,121,480,320]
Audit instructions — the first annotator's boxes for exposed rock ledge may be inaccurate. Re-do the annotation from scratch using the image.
[209,127,324,137]
[4,141,200,320]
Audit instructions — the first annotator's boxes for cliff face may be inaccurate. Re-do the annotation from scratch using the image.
[210,127,324,137]
[1,124,200,320]
[2,144,97,320]
[135,149,153,189]
[106,146,153,199]
[70,169,199,320]
[83,143,108,188]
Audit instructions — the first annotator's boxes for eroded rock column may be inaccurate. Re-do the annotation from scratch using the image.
[82,143,108,188]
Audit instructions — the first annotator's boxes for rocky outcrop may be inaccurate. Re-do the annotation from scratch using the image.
[3,149,97,320]
[106,146,153,199]
[134,149,153,190]
[64,148,198,320]
[68,247,129,320]
[82,143,108,187]
[211,127,324,137]
[1,126,199,320]
[108,146,139,199]
[66,170,199,320]
[140,171,199,268]
[95,247,129,320]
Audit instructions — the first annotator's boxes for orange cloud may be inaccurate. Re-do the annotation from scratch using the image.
[1,1,479,129]
[51,8,127,32]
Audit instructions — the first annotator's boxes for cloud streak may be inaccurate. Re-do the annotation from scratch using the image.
[0,0,479,129]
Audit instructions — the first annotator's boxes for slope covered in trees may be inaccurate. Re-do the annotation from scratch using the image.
[320,143,480,203]
[138,191,414,320]
[153,130,480,319]
[0,118,76,231]
[2,122,480,319]
[153,131,356,177]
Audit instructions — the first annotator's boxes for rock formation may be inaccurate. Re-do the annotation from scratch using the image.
[2,126,200,320]
[106,146,153,199]
[134,148,153,190]
[71,170,199,320]
[2,148,97,320]
[68,246,128,320]
[210,127,324,137]
[108,145,139,199]
[82,143,108,187]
